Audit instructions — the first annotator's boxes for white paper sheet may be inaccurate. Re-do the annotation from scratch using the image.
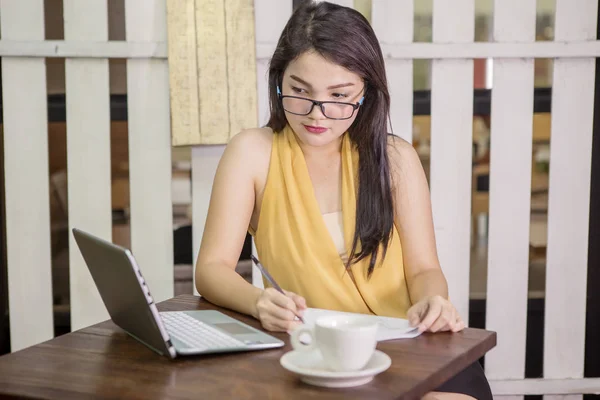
[298,308,422,341]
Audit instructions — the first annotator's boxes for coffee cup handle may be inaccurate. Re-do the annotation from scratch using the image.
[290,326,316,352]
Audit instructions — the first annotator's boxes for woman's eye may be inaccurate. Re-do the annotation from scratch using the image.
[292,87,307,94]
[332,93,349,99]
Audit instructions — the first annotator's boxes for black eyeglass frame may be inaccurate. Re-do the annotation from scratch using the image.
[276,86,365,120]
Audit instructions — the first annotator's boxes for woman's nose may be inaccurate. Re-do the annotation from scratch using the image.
[308,102,326,119]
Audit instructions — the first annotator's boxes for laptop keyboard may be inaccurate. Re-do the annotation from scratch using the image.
[161,312,245,351]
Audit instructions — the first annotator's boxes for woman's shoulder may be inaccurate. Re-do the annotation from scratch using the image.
[225,127,274,164]
[222,127,274,183]
[228,126,274,153]
[386,134,422,173]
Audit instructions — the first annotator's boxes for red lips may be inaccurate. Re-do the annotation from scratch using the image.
[303,124,328,134]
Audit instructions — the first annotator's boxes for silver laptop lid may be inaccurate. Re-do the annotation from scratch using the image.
[72,228,176,358]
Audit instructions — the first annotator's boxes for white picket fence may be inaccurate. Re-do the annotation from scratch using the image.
[1,0,599,397]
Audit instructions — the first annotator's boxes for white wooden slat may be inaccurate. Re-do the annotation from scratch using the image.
[256,59,270,126]
[312,0,353,7]
[490,378,600,396]
[372,0,413,142]
[429,0,474,324]
[323,0,354,7]
[191,146,226,296]
[252,0,293,285]
[254,0,293,43]
[0,40,166,58]
[255,40,600,60]
[254,0,293,126]
[251,241,264,289]
[3,40,600,60]
[125,0,174,303]
[1,0,54,351]
[544,2,598,399]
[64,0,111,331]
[484,0,536,388]
[312,0,356,10]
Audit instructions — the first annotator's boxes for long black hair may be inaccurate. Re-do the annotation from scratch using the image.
[267,1,394,277]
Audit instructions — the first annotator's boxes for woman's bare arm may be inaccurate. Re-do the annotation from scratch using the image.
[388,137,463,332]
[388,136,448,303]
[194,129,269,318]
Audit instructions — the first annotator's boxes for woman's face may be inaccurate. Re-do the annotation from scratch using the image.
[280,50,365,149]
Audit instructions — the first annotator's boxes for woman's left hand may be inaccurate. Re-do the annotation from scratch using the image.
[407,295,465,333]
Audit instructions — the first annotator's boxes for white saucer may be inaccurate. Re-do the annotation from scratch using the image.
[280,349,392,388]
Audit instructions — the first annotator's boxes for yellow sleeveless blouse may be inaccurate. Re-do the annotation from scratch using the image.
[250,125,412,318]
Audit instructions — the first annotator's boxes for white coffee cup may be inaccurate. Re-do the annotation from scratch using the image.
[290,315,378,372]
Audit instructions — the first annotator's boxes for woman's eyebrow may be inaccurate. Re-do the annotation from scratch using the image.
[327,82,355,90]
[290,75,312,88]
[289,75,355,90]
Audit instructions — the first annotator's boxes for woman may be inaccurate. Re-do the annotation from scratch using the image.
[195,1,492,399]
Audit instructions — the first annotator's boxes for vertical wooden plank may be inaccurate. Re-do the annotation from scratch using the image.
[196,0,229,144]
[256,59,270,126]
[191,146,226,295]
[1,0,54,351]
[353,0,372,20]
[585,33,600,396]
[251,241,265,289]
[324,0,354,7]
[429,0,474,324]
[372,0,413,142]
[485,0,536,392]
[64,0,111,331]
[544,2,598,399]
[125,0,174,303]
[168,0,259,146]
[252,0,293,285]
[254,0,293,126]
[166,0,200,146]
[225,0,258,138]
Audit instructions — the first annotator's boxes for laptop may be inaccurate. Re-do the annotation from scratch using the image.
[72,228,284,359]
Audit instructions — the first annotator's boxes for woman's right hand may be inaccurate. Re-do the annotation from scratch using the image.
[254,288,307,332]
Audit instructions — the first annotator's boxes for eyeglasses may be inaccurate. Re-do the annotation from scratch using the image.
[277,86,364,120]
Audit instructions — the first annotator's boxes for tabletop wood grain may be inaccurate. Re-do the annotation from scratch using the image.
[0,295,496,399]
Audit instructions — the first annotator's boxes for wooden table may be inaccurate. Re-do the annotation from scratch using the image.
[0,295,496,399]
